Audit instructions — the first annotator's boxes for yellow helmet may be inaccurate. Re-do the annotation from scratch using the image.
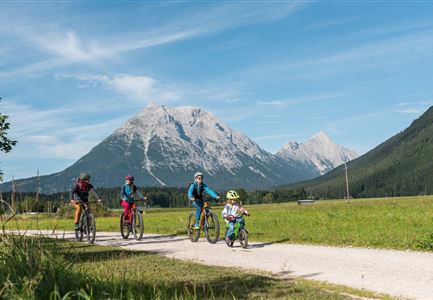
[226,190,240,200]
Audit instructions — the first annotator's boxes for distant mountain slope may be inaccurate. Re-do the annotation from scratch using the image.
[282,106,433,198]
[277,131,358,175]
[1,104,316,193]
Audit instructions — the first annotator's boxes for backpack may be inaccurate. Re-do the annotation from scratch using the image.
[76,180,91,193]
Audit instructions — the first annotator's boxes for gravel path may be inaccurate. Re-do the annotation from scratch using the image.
[18,230,433,299]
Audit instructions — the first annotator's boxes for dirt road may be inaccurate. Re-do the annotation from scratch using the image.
[19,230,433,299]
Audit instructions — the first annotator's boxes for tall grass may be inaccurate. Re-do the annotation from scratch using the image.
[0,231,373,299]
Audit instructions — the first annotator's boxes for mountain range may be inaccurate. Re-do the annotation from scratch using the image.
[277,131,358,175]
[281,106,433,198]
[0,103,357,193]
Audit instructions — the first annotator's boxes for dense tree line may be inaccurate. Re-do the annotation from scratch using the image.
[0,185,308,213]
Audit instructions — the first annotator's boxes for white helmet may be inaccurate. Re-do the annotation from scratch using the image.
[194,172,203,179]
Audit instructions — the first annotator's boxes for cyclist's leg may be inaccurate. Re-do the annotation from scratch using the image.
[120,200,130,224]
[129,203,136,223]
[192,199,203,227]
[226,221,235,239]
[73,202,81,230]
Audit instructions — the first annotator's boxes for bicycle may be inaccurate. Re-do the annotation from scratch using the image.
[187,201,220,244]
[75,201,99,244]
[120,199,146,240]
[224,214,249,248]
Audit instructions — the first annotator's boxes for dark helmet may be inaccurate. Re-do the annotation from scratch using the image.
[79,173,90,180]
[125,175,135,181]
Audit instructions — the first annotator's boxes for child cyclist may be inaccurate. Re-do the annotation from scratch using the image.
[120,175,147,225]
[222,190,250,243]
[188,172,220,229]
[70,173,102,232]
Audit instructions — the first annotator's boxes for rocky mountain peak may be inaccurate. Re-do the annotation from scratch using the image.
[277,132,358,175]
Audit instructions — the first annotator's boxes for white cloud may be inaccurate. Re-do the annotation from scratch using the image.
[245,27,433,81]
[1,2,308,77]
[256,100,284,107]
[0,100,129,160]
[31,30,109,62]
[60,73,180,103]
[394,101,433,114]
[256,93,344,108]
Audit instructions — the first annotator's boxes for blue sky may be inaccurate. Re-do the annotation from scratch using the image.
[1,1,433,181]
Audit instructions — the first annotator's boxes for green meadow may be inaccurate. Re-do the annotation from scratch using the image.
[5,195,433,250]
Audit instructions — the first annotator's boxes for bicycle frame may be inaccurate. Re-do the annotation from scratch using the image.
[187,200,220,243]
[198,201,211,230]
[120,200,145,240]
[76,201,97,244]
[226,217,244,239]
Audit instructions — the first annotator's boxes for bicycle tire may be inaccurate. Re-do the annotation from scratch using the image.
[120,212,130,239]
[224,229,234,247]
[205,212,220,244]
[187,212,200,242]
[132,211,144,240]
[87,212,96,244]
[239,228,248,248]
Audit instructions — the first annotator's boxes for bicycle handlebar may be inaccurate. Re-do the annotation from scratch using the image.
[71,200,102,205]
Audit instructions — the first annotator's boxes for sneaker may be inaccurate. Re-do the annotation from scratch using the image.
[194,223,200,230]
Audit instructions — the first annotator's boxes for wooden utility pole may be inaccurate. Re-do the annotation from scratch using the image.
[35,169,40,212]
[11,176,16,212]
[344,161,351,201]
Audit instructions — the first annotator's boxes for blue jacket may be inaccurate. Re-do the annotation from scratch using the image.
[121,184,144,203]
[188,181,218,201]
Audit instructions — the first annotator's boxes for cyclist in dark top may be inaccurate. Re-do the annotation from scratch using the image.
[70,173,102,231]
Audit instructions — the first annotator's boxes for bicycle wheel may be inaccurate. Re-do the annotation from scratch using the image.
[86,212,96,244]
[187,212,200,242]
[132,211,144,240]
[239,228,248,248]
[120,213,130,239]
[204,212,220,244]
[224,229,234,247]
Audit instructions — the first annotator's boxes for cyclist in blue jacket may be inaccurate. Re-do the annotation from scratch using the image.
[188,172,220,229]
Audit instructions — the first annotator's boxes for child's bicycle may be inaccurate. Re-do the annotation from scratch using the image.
[120,199,146,240]
[225,214,249,248]
[75,201,100,244]
[187,201,220,244]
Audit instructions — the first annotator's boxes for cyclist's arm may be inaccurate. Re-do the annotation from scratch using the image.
[120,186,127,201]
[203,184,218,199]
[221,204,230,219]
[70,184,79,202]
[188,184,195,201]
[135,188,146,201]
[241,207,250,216]
[89,187,101,202]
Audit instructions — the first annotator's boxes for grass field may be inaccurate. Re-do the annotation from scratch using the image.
[5,195,433,250]
[0,234,388,299]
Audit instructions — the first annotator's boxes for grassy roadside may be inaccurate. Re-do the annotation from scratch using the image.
[5,196,433,250]
[0,233,390,299]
